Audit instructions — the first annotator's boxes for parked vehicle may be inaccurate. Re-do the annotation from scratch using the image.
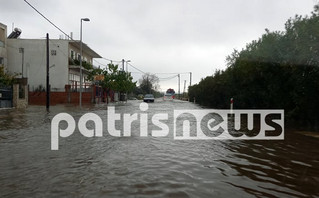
[143,94,154,103]
[137,94,144,100]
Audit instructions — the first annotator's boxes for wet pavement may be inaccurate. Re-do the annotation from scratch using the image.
[0,100,318,197]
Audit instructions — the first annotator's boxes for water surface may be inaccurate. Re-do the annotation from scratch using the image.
[0,100,318,197]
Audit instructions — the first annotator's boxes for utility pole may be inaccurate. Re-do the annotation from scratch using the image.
[46,33,50,111]
[147,76,150,93]
[125,60,131,102]
[183,80,186,98]
[122,59,125,71]
[79,18,90,108]
[126,60,131,74]
[178,74,180,99]
[189,72,192,87]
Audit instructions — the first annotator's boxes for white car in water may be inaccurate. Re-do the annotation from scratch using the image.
[143,94,155,103]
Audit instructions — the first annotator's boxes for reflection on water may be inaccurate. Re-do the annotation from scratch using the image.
[0,101,318,197]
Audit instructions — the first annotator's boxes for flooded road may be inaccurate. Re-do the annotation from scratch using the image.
[0,100,318,197]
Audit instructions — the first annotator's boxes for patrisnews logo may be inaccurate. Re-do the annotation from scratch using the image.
[51,103,284,150]
[174,109,284,140]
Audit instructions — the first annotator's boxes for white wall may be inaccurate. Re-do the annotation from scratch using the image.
[0,23,7,69]
[7,39,69,91]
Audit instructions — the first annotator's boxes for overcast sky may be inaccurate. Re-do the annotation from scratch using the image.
[1,0,317,92]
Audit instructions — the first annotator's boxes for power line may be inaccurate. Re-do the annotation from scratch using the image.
[24,0,71,40]
[24,0,118,65]
[93,59,108,68]
[127,63,147,74]
[158,74,178,80]
[130,72,144,74]
[102,57,122,63]
[24,0,192,82]
[154,72,191,75]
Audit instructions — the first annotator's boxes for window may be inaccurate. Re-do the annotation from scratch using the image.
[70,50,74,59]
[51,50,57,56]
[0,57,3,65]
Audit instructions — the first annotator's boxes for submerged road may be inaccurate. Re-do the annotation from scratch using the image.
[0,99,318,197]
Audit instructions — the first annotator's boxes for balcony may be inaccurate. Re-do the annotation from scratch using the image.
[68,58,93,73]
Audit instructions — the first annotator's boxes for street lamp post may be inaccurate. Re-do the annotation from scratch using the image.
[19,47,24,78]
[79,18,90,108]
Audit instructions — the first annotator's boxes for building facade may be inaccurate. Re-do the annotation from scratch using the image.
[0,23,7,69]
[7,38,101,92]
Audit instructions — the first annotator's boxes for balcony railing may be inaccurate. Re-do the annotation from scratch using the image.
[68,58,93,71]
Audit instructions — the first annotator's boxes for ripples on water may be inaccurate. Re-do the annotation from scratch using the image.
[0,100,318,197]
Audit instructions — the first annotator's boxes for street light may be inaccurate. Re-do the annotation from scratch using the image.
[79,18,90,108]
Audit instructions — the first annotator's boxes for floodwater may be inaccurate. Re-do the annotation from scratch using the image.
[0,100,318,197]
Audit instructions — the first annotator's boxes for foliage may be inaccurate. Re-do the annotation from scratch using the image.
[189,5,319,130]
[0,66,17,86]
[87,63,136,93]
[70,58,93,70]
[134,73,162,97]
[138,73,160,94]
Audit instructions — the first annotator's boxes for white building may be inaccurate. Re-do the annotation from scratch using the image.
[7,38,101,91]
[0,23,7,69]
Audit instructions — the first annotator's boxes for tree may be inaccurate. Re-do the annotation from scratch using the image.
[0,66,17,86]
[189,4,319,130]
[87,63,136,102]
[138,73,160,94]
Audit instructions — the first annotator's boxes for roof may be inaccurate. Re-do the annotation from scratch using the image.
[0,22,7,28]
[69,41,102,58]
[6,38,102,58]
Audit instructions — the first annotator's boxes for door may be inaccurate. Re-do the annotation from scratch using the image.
[0,84,13,108]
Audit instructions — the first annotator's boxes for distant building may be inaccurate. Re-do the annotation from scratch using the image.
[0,23,7,69]
[7,38,102,92]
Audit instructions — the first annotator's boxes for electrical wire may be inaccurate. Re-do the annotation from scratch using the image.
[158,74,178,80]
[24,0,72,40]
[93,59,108,67]
[24,0,121,66]
[24,0,192,82]
[127,63,147,74]
[102,58,122,63]
[154,72,191,75]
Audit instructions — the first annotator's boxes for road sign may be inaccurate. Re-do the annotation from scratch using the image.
[94,75,104,81]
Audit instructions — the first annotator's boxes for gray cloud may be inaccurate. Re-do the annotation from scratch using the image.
[1,0,316,91]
